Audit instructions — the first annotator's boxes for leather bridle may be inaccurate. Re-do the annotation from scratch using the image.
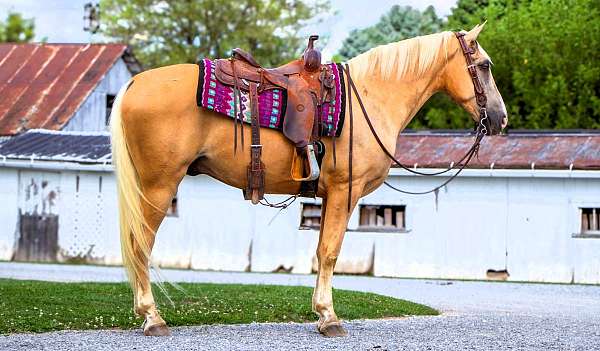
[455,31,490,136]
[341,31,490,211]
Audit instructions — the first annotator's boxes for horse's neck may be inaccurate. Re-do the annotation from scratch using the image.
[348,58,445,143]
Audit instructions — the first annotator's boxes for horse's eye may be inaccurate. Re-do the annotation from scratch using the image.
[479,62,490,70]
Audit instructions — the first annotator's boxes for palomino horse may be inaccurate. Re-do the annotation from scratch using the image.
[111,24,507,337]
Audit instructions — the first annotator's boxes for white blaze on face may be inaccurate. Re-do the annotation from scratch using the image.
[479,44,508,129]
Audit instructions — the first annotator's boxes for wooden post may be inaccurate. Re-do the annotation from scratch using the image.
[368,207,376,226]
[396,210,405,230]
[384,208,392,227]
[359,207,368,226]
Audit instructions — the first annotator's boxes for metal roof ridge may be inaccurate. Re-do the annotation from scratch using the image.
[400,129,600,137]
[0,42,127,47]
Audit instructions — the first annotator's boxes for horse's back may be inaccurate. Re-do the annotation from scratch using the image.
[120,63,204,173]
[124,64,199,114]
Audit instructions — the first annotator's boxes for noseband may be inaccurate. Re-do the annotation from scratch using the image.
[341,32,489,211]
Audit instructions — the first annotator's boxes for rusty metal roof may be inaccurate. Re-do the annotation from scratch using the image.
[1,130,599,170]
[0,43,129,136]
[395,131,600,170]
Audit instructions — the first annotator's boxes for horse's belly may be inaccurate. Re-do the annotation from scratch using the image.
[190,115,303,195]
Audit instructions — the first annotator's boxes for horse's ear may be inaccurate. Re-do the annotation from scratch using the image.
[465,21,486,43]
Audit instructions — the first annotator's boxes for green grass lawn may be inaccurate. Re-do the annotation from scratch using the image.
[0,279,437,334]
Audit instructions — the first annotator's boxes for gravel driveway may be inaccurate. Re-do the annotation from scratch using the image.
[1,262,599,350]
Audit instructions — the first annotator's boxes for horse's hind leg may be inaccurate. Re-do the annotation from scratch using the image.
[134,180,182,336]
[113,104,191,336]
[111,65,204,336]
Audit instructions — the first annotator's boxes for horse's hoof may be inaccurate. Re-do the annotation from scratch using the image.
[319,323,348,337]
[144,323,171,336]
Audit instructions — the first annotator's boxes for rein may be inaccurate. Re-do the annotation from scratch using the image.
[341,31,489,211]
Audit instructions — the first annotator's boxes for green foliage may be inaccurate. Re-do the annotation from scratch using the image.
[0,279,437,333]
[410,94,473,129]
[0,12,35,43]
[337,5,444,61]
[462,0,600,129]
[335,5,469,129]
[99,0,330,68]
[339,0,600,130]
[446,0,490,29]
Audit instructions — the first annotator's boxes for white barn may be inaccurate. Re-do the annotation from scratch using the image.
[0,43,140,137]
[1,130,599,284]
[1,42,598,284]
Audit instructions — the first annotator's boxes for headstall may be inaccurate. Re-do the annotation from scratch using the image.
[341,31,490,211]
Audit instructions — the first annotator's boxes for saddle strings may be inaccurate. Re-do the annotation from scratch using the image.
[230,58,245,154]
[230,59,239,154]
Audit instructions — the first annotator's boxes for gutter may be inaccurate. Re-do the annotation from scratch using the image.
[0,158,113,172]
[388,167,600,179]
[1,158,599,179]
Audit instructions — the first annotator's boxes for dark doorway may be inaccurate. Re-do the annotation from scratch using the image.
[14,212,59,262]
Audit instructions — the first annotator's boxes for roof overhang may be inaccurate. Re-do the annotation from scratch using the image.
[388,167,600,179]
[0,158,113,172]
[1,158,599,179]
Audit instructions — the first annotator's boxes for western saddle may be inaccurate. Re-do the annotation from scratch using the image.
[213,35,335,204]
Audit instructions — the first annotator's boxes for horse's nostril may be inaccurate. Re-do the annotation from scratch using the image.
[501,117,508,129]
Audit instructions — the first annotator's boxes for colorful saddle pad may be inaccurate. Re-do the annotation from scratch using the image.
[196,59,346,137]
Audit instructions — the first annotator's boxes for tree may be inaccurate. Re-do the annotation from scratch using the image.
[446,0,600,129]
[100,0,330,68]
[337,5,444,61]
[340,0,600,130]
[0,12,35,43]
[446,0,489,29]
[419,0,600,130]
[334,6,462,129]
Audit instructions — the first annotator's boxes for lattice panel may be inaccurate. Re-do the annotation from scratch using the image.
[61,174,106,260]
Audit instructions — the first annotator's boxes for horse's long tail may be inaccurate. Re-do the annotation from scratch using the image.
[110,80,151,298]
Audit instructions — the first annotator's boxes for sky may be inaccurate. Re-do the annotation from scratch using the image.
[0,0,457,58]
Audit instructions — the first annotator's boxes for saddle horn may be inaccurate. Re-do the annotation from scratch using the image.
[303,35,321,72]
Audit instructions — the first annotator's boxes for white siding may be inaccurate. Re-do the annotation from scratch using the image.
[153,176,254,271]
[0,168,18,260]
[18,171,60,215]
[0,165,599,284]
[373,176,508,280]
[62,59,132,133]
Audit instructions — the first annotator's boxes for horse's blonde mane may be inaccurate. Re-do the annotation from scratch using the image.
[348,31,454,81]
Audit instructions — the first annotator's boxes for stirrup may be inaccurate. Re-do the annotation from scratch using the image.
[291,144,320,182]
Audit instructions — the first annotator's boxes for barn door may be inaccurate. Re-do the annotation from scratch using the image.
[14,171,60,262]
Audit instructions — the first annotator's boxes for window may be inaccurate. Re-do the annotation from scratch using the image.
[106,94,116,126]
[581,208,600,234]
[166,195,178,217]
[358,205,405,231]
[300,203,321,229]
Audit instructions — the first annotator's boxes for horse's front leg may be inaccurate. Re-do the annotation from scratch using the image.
[312,186,361,337]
